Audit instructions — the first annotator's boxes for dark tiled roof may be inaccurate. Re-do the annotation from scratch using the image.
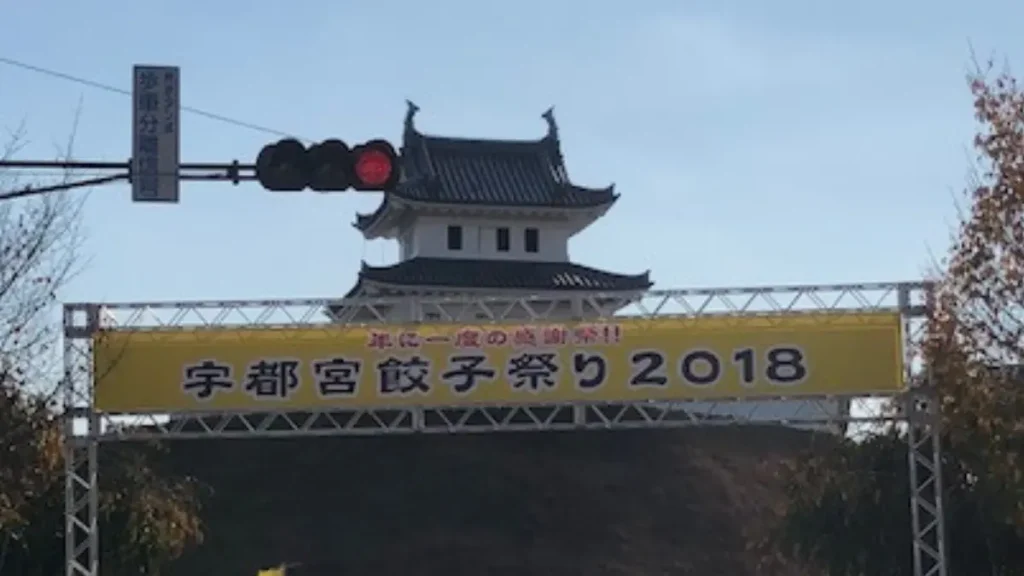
[356,257,652,292]
[397,136,616,207]
[355,103,617,232]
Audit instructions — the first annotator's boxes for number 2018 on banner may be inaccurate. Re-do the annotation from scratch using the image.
[629,346,807,388]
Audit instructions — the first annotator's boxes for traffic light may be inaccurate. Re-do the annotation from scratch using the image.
[255,138,399,192]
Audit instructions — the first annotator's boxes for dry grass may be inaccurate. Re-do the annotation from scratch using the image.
[161,425,826,576]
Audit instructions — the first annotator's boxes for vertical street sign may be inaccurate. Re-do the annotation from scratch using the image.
[131,65,180,203]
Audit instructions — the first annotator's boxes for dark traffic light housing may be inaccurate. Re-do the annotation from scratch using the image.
[255,138,399,192]
[255,138,308,192]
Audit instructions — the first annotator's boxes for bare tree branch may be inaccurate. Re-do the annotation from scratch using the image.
[0,101,87,403]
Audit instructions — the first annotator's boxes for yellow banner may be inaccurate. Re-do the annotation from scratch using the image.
[92,313,905,413]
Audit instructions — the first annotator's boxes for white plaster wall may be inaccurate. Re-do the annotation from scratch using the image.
[398,215,571,262]
[398,228,414,260]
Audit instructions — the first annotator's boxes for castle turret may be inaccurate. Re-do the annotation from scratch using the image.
[332,102,651,322]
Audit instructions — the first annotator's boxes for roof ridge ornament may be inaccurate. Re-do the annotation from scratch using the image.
[404,100,420,133]
[542,107,558,140]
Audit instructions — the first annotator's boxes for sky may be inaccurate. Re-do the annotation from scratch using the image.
[2,0,1024,307]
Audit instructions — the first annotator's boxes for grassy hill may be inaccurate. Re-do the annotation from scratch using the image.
[159,425,824,576]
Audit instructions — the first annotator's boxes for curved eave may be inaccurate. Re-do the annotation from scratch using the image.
[353,196,407,239]
[358,261,653,293]
[632,272,655,291]
[361,277,653,294]
[599,270,653,292]
[354,189,619,236]
[388,182,618,209]
[326,270,651,322]
[353,202,386,231]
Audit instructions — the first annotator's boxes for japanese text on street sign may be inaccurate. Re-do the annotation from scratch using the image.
[131,65,180,203]
[92,313,905,413]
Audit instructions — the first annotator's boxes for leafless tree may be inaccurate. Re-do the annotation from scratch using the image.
[0,104,204,576]
[0,102,87,398]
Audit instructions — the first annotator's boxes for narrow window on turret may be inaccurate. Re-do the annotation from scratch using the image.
[496,227,510,252]
[524,227,539,253]
[447,225,463,250]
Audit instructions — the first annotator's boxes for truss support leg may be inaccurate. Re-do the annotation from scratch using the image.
[63,303,101,576]
[64,428,99,576]
[906,390,948,576]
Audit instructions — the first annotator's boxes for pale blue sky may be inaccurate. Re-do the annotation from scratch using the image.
[2,0,1021,305]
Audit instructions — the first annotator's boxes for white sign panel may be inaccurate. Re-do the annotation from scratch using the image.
[131,65,180,203]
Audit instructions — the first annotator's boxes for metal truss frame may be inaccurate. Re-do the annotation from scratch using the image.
[60,281,946,576]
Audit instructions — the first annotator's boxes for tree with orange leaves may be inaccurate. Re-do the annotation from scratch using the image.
[754,66,1024,575]
[929,65,1024,533]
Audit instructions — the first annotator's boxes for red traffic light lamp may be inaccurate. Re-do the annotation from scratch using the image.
[352,139,399,191]
[255,138,399,193]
